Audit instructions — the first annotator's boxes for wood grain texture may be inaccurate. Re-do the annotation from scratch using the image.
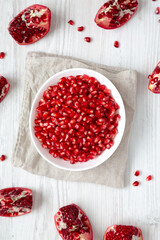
[0,0,160,239]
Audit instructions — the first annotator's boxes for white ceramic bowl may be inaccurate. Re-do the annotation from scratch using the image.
[29,68,126,171]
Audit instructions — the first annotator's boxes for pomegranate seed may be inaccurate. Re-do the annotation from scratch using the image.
[84,37,91,42]
[77,26,84,31]
[0,155,6,161]
[0,52,5,59]
[114,41,119,48]
[132,181,139,186]
[134,170,140,176]
[146,175,152,181]
[155,7,160,14]
[68,20,75,25]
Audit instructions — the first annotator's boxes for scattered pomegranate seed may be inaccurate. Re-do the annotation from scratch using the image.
[114,41,119,48]
[0,155,6,161]
[146,175,152,181]
[84,37,91,43]
[0,52,5,59]
[155,7,160,14]
[132,181,139,186]
[68,20,75,25]
[134,170,140,176]
[77,26,84,32]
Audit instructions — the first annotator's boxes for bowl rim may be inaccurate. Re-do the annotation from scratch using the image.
[29,68,126,171]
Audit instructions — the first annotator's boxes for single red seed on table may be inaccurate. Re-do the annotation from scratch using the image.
[133,181,139,186]
[146,175,152,181]
[114,41,119,48]
[77,26,84,31]
[0,52,5,59]
[155,7,160,14]
[0,155,6,161]
[84,37,91,42]
[68,20,75,25]
[134,170,140,176]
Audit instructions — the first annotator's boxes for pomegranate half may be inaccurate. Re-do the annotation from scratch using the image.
[95,0,138,30]
[0,187,32,217]
[0,75,10,103]
[8,4,51,45]
[54,203,93,240]
[148,61,160,94]
[103,225,143,240]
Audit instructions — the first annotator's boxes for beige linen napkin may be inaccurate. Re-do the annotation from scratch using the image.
[12,52,137,188]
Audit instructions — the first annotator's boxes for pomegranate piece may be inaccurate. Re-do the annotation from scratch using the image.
[146,175,152,181]
[0,155,6,161]
[103,225,143,240]
[133,181,139,186]
[114,41,119,48]
[0,187,32,217]
[0,75,10,103]
[77,26,84,31]
[68,20,75,25]
[155,7,160,14]
[54,204,93,240]
[34,75,120,164]
[135,170,140,176]
[148,62,160,93]
[8,4,51,45]
[95,0,138,30]
[0,52,5,59]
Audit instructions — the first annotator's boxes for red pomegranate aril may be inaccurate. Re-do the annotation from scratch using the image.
[155,7,160,14]
[68,20,75,25]
[146,175,152,181]
[114,41,119,48]
[0,155,6,161]
[84,37,91,42]
[77,26,84,31]
[133,181,139,186]
[135,170,140,176]
[0,52,5,59]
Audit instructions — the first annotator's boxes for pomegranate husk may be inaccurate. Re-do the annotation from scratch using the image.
[148,62,160,94]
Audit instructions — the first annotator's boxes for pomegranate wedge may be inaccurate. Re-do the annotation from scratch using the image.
[103,225,143,240]
[0,75,10,103]
[148,62,160,93]
[54,204,93,240]
[8,4,51,45]
[95,0,138,30]
[0,187,32,217]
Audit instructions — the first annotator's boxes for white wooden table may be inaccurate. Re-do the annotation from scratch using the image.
[0,0,160,239]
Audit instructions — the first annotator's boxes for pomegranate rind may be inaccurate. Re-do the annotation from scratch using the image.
[0,75,10,103]
[54,203,93,240]
[148,62,160,94]
[8,4,51,45]
[103,225,143,240]
[94,0,138,30]
[0,187,32,217]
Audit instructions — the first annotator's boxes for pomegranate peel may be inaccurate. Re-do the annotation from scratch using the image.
[103,225,143,240]
[0,187,32,217]
[148,62,160,93]
[8,4,51,45]
[0,75,10,103]
[54,203,93,240]
[95,0,138,30]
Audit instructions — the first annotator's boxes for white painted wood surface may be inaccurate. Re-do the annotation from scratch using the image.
[0,0,160,239]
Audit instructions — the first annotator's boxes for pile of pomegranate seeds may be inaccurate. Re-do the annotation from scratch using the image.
[0,52,5,59]
[0,155,6,161]
[34,75,120,164]
[114,41,119,48]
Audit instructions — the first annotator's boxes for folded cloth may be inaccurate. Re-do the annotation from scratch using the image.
[12,52,137,188]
